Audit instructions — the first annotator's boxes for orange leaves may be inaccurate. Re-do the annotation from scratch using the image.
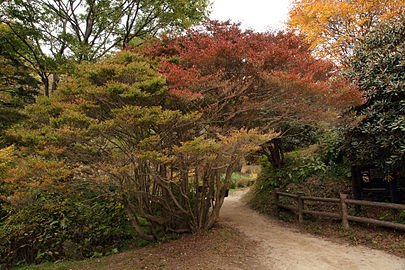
[325,76,364,110]
[158,61,222,104]
[288,0,405,61]
[218,128,278,153]
[168,89,203,100]
[173,128,276,169]
[35,145,67,157]
[4,154,70,187]
[1,145,72,211]
[137,20,356,131]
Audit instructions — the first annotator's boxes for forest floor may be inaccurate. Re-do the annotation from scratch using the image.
[16,223,258,270]
[18,189,405,270]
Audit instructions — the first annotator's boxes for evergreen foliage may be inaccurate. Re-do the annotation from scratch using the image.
[345,16,405,174]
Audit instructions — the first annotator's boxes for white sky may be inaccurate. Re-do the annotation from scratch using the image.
[209,0,293,32]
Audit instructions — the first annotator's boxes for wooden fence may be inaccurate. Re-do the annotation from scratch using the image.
[273,188,405,231]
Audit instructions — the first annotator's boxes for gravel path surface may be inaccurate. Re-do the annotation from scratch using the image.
[219,189,405,270]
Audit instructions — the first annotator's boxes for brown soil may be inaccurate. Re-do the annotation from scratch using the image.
[36,189,405,270]
[66,224,259,270]
[220,189,405,270]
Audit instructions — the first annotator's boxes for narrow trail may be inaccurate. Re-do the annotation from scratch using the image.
[219,189,405,270]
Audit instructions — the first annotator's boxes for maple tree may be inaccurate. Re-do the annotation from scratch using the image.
[0,143,141,266]
[5,50,271,242]
[138,20,362,168]
[288,0,405,62]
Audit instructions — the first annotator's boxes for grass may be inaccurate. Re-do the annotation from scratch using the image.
[15,260,88,270]
[227,172,257,190]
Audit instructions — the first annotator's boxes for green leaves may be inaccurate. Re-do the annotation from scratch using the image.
[345,16,405,174]
[1,0,210,94]
[2,0,210,63]
[0,24,40,145]
[2,47,273,255]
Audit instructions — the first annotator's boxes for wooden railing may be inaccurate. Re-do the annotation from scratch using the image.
[273,188,405,231]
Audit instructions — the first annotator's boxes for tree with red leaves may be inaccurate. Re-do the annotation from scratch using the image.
[137,20,362,168]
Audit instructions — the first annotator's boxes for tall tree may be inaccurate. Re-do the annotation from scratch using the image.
[344,16,405,175]
[288,0,405,63]
[6,51,271,240]
[0,0,210,95]
[138,20,362,168]
[0,25,39,107]
[0,24,39,146]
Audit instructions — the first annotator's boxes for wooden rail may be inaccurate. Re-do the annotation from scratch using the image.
[273,188,405,231]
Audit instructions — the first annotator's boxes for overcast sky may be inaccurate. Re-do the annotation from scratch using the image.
[209,0,293,32]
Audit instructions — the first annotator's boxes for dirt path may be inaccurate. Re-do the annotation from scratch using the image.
[219,189,405,270]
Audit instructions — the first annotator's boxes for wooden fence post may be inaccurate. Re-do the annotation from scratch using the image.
[297,192,305,223]
[340,193,349,229]
[273,188,280,215]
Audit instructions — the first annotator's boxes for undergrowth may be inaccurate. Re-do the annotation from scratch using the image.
[247,138,352,215]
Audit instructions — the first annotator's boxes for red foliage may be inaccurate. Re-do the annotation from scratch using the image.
[136,20,362,129]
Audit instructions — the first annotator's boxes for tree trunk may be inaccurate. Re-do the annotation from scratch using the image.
[51,72,60,93]
[262,139,285,169]
[43,77,50,97]
[125,205,155,241]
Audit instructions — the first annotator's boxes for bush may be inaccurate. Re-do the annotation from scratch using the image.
[344,15,405,174]
[226,172,256,189]
[0,187,141,267]
[248,129,352,214]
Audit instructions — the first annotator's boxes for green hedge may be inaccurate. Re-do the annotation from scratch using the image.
[0,187,144,268]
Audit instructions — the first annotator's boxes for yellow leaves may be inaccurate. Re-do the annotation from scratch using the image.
[175,137,220,153]
[218,128,277,147]
[35,145,66,157]
[138,150,175,164]
[288,0,405,61]
[218,128,279,156]
[174,129,278,167]
[0,145,14,161]
[2,150,71,192]
[139,134,161,147]
[0,145,15,175]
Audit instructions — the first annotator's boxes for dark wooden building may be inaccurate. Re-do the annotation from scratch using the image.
[351,165,405,203]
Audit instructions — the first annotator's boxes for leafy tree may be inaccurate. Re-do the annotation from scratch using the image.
[0,24,39,146]
[6,51,271,241]
[0,0,210,95]
[0,25,39,106]
[344,16,405,175]
[288,0,405,62]
[138,20,362,168]
[0,147,144,267]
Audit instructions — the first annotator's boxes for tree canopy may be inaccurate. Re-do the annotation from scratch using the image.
[138,20,362,167]
[0,0,211,95]
[344,16,405,175]
[0,6,378,266]
[4,50,272,242]
[288,0,405,62]
[0,24,39,146]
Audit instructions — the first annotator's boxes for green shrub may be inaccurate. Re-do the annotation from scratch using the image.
[399,210,405,225]
[224,172,256,189]
[0,187,141,267]
[248,130,352,214]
